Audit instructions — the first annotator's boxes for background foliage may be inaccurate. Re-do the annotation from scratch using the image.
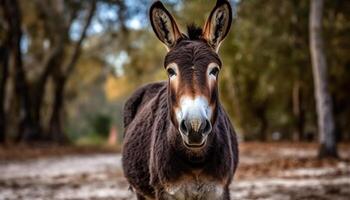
[0,0,349,144]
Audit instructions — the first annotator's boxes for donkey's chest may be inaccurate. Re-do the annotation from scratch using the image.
[163,180,224,200]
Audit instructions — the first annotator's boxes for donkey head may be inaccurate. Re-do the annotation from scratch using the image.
[150,0,232,149]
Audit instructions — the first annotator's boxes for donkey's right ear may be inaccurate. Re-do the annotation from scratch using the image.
[150,1,182,50]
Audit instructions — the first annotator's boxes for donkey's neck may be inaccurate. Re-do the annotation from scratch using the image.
[153,124,222,183]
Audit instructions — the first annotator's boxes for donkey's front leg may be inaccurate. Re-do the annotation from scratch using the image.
[222,186,231,200]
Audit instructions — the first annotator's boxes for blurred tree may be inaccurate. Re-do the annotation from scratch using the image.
[0,0,9,142]
[0,9,9,142]
[18,0,97,143]
[218,0,313,140]
[1,0,105,143]
[219,0,349,142]
[2,0,39,142]
[47,0,97,142]
[324,0,350,142]
[0,44,7,143]
[309,0,337,158]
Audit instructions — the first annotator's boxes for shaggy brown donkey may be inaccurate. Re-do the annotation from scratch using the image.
[122,0,238,199]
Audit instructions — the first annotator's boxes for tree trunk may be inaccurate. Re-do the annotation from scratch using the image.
[46,0,96,143]
[48,76,68,143]
[0,1,10,142]
[0,44,9,143]
[256,105,268,141]
[32,0,70,129]
[260,114,268,141]
[292,81,305,141]
[32,47,65,130]
[309,0,338,158]
[3,0,40,142]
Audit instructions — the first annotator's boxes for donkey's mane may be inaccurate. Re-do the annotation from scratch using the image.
[186,24,203,40]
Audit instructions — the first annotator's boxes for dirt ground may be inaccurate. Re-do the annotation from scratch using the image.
[0,143,349,200]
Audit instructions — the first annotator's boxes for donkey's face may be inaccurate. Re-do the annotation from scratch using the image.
[150,0,232,149]
[164,41,222,149]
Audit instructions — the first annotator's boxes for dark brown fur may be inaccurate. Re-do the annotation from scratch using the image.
[123,81,238,199]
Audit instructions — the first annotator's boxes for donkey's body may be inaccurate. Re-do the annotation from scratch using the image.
[123,82,238,199]
[122,1,238,199]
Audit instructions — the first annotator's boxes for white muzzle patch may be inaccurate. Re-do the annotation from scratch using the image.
[176,96,212,129]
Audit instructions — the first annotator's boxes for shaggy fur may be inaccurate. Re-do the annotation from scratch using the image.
[122,81,238,199]
[186,24,204,40]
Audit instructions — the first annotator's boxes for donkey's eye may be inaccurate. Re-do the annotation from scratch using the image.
[167,68,177,77]
[209,67,220,77]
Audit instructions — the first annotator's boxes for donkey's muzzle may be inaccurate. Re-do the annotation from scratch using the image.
[179,118,212,148]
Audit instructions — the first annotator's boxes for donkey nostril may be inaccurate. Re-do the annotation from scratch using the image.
[202,119,212,135]
[180,120,188,135]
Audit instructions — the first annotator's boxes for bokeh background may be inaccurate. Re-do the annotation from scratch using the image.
[0,0,349,199]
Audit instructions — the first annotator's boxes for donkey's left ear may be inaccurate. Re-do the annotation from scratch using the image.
[203,0,232,52]
[150,1,182,50]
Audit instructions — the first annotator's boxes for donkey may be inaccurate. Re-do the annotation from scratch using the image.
[122,0,238,199]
